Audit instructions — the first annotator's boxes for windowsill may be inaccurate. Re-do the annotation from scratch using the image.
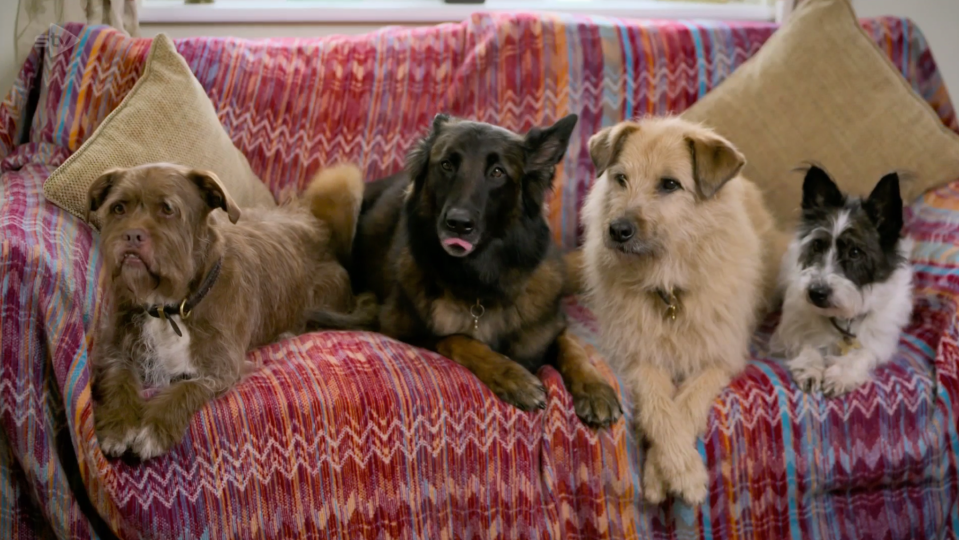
[140,0,778,25]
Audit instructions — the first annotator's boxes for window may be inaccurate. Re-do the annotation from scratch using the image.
[140,0,780,25]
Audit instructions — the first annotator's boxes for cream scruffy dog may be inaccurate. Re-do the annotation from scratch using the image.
[576,117,789,505]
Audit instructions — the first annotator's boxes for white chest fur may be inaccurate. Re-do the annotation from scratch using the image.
[139,316,196,387]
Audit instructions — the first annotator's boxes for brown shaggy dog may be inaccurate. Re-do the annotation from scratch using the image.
[577,118,788,504]
[89,162,363,460]
[309,114,622,428]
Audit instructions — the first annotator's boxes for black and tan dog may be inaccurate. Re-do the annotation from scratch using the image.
[310,114,622,427]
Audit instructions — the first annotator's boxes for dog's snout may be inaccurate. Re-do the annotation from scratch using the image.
[444,209,475,234]
[807,284,832,308]
[608,219,635,243]
[122,228,149,247]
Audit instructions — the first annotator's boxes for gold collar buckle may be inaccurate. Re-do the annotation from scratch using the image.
[656,288,679,321]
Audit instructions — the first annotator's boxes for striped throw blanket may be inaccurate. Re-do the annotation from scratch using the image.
[0,13,956,539]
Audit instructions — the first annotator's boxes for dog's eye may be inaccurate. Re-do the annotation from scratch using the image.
[659,178,681,193]
[490,166,505,179]
[811,239,828,253]
[112,203,125,215]
[848,247,862,260]
[614,173,628,187]
[440,160,454,172]
[160,202,175,216]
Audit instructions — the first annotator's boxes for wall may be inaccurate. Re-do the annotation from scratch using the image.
[853,0,959,99]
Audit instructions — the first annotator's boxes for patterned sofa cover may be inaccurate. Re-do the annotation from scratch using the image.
[0,13,956,540]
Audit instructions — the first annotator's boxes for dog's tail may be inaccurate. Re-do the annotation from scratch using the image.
[303,163,365,268]
[562,249,586,296]
[307,292,380,332]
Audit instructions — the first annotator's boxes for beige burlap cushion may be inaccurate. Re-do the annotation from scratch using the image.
[43,33,275,227]
[682,0,959,227]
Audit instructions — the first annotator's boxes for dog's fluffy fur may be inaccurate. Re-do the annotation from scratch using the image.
[89,162,364,460]
[772,166,913,397]
[309,114,622,428]
[577,117,789,504]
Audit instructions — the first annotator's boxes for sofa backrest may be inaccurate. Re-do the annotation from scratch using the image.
[8,14,957,249]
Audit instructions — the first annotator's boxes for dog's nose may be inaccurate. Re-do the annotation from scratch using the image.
[807,284,832,308]
[444,209,475,234]
[122,228,149,247]
[608,219,635,243]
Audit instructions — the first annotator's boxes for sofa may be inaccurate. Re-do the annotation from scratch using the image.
[0,12,956,539]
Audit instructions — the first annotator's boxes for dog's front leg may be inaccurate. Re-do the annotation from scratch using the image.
[554,329,622,428]
[92,361,146,457]
[822,348,878,397]
[132,379,218,460]
[633,364,707,505]
[436,335,547,411]
[786,345,826,393]
[674,366,730,437]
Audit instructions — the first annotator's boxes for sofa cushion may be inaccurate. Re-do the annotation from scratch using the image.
[683,0,959,227]
[41,34,275,227]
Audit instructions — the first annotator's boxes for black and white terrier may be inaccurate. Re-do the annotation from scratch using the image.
[772,166,913,397]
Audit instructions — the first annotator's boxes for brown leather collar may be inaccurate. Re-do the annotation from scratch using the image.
[144,258,222,337]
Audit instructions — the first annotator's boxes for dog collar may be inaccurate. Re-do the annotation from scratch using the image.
[829,317,859,340]
[829,316,864,355]
[470,299,485,331]
[144,258,223,337]
[654,288,680,321]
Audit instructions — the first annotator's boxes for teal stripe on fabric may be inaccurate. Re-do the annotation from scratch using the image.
[755,362,803,540]
[618,24,634,121]
[561,16,580,248]
[55,27,94,144]
[912,264,959,276]
[681,22,708,98]
[697,436,713,540]
[940,384,959,534]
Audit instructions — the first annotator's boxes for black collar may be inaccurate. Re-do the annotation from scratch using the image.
[829,316,858,340]
[144,258,222,337]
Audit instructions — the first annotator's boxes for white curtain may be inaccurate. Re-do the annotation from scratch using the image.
[15,0,139,67]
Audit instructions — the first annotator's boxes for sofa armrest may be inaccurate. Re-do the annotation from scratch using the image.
[0,41,43,161]
[0,162,114,536]
[861,18,959,134]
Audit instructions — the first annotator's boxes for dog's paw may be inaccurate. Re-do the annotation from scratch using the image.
[669,456,709,506]
[822,362,870,398]
[94,405,141,457]
[486,362,548,412]
[648,439,709,506]
[130,413,188,460]
[642,455,667,504]
[571,381,623,429]
[787,348,825,393]
[97,426,138,457]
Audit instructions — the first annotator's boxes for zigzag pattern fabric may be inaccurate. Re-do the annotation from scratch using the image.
[0,13,956,539]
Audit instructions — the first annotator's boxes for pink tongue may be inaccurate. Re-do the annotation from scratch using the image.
[443,238,474,251]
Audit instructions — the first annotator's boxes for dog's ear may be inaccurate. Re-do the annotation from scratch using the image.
[524,114,578,172]
[406,113,450,189]
[864,172,904,249]
[188,170,241,224]
[801,166,845,211]
[685,130,745,199]
[588,123,638,176]
[521,114,577,216]
[87,168,123,221]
